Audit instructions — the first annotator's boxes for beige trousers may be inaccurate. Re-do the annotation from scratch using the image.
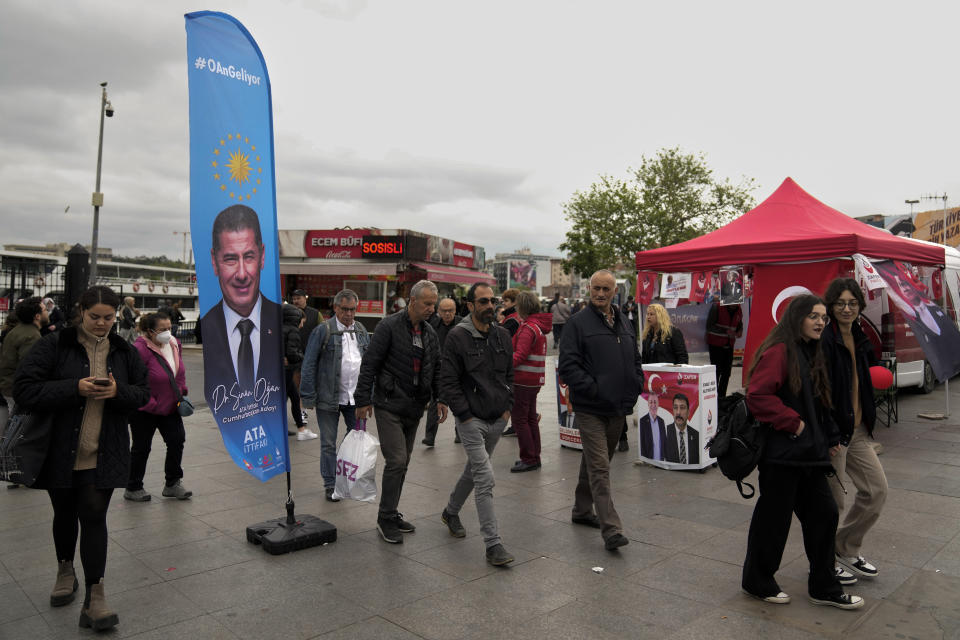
[828,423,888,558]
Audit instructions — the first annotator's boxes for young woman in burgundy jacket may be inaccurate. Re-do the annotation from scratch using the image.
[741,294,863,611]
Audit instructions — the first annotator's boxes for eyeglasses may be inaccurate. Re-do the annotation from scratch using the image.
[338,307,357,313]
[474,297,499,306]
[833,300,860,310]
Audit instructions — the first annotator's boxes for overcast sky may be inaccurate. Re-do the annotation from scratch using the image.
[2,0,958,262]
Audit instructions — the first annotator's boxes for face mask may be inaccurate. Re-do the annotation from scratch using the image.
[155,330,173,344]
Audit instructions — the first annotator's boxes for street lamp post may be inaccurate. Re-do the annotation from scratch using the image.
[89,82,114,286]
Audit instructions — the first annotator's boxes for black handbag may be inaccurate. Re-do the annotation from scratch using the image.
[151,350,194,417]
[0,410,55,486]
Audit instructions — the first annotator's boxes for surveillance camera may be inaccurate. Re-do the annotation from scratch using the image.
[105,102,114,117]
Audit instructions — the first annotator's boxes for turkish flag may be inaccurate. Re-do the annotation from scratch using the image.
[743,261,843,383]
[637,271,658,304]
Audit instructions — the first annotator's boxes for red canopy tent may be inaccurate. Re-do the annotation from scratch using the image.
[633,178,947,383]
[635,177,945,271]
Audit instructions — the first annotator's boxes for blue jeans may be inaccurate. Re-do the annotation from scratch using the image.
[317,404,356,488]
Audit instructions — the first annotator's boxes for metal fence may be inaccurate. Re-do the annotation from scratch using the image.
[0,263,67,326]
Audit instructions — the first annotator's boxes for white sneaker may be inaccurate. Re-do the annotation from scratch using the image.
[837,554,878,578]
[297,429,318,441]
[808,593,864,610]
[743,588,790,604]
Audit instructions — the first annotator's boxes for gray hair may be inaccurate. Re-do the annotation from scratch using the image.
[333,289,358,306]
[409,280,438,301]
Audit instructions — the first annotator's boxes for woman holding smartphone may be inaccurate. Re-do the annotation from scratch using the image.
[14,286,149,631]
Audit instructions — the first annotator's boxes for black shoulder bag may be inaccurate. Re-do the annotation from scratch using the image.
[150,350,195,417]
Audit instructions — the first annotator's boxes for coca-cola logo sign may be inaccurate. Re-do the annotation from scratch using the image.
[304,230,368,259]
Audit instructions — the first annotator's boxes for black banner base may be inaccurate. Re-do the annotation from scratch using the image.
[246,514,337,555]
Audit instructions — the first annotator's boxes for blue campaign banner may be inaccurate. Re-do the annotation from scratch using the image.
[185,12,289,482]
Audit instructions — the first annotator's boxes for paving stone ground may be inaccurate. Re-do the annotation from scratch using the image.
[2,348,960,639]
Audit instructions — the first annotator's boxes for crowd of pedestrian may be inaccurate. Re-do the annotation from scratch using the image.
[0,270,893,632]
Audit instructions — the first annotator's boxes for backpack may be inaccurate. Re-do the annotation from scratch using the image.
[707,392,768,499]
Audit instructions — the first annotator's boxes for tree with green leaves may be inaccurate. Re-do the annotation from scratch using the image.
[559,147,757,277]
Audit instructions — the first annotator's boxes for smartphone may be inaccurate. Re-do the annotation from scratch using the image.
[93,378,111,386]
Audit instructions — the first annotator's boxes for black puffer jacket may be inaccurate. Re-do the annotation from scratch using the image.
[558,303,643,417]
[747,341,840,468]
[13,327,149,489]
[282,304,304,371]
[355,310,440,419]
[641,327,689,364]
[440,317,513,422]
[820,321,877,443]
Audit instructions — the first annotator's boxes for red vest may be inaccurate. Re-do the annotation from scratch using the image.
[512,320,547,387]
[706,305,742,348]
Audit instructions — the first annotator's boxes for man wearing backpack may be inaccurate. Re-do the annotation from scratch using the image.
[300,289,370,503]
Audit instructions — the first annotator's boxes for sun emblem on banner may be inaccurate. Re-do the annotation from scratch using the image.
[211,133,263,201]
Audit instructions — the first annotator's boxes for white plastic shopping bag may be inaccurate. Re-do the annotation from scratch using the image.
[332,424,379,502]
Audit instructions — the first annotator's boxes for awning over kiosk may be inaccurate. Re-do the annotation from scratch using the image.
[279,260,399,276]
[408,262,496,285]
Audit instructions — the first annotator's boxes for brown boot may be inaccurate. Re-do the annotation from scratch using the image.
[50,560,78,607]
[78,579,119,631]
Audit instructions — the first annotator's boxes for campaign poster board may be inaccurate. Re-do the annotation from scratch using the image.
[636,364,718,471]
[555,365,582,450]
[660,273,692,299]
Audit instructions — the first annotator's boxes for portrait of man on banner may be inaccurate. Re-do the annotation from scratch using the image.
[201,204,283,417]
[874,260,960,382]
[720,268,744,305]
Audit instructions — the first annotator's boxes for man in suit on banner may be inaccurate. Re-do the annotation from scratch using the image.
[638,392,667,461]
[664,393,699,465]
[201,204,283,418]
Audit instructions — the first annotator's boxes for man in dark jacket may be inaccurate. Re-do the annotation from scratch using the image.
[422,297,461,447]
[290,289,319,426]
[0,297,47,428]
[438,283,515,566]
[291,288,320,351]
[559,270,643,551]
[355,280,446,544]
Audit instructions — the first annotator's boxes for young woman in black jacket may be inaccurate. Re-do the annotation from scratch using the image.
[14,286,149,631]
[821,277,886,580]
[742,294,863,610]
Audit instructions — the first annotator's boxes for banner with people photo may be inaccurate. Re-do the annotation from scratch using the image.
[873,260,960,383]
[636,364,717,471]
[185,12,290,482]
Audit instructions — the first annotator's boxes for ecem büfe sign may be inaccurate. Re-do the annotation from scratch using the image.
[362,235,403,259]
[304,230,367,259]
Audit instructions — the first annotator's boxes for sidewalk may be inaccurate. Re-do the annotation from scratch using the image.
[2,357,960,639]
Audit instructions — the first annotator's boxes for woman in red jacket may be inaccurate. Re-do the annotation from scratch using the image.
[742,294,862,610]
[124,312,192,502]
[509,292,551,472]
